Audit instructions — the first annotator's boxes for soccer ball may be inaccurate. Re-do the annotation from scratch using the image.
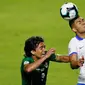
[60,2,78,20]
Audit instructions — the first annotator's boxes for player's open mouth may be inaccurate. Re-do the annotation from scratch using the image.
[42,53,45,55]
[42,51,47,55]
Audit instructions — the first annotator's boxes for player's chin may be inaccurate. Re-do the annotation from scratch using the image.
[41,54,46,57]
[41,54,45,57]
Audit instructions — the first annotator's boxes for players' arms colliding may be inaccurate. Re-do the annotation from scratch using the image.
[55,54,70,63]
[70,54,84,69]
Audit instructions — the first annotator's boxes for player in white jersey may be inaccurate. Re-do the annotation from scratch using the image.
[68,16,85,85]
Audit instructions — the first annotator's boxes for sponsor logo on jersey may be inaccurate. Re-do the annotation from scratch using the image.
[79,46,84,49]
[24,61,29,65]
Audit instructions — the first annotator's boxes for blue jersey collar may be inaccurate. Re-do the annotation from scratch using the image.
[76,35,83,40]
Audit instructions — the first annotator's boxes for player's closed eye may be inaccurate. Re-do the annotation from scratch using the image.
[77,18,84,24]
[81,18,85,23]
[76,20,81,24]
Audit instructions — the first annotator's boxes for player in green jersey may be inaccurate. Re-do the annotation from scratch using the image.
[20,36,70,85]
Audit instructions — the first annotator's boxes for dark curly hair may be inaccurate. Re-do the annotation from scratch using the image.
[24,36,44,57]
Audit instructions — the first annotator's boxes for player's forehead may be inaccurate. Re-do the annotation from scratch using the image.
[39,42,45,46]
[75,17,84,22]
[37,42,45,48]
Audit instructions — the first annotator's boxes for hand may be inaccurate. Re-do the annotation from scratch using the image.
[44,48,55,59]
[77,56,84,67]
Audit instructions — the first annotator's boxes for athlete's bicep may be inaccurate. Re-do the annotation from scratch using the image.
[70,54,78,61]
[69,53,79,69]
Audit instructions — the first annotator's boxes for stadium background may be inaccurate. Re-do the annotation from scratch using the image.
[0,0,85,85]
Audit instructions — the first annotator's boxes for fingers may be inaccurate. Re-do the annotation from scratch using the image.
[81,56,84,60]
[45,48,55,58]
[48,48,56,54]
[78,56,84,67]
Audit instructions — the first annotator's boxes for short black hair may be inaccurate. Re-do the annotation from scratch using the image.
[69,15,79,28]
[24,36,44,57]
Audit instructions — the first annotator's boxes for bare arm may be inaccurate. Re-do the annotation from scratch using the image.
[24,56,47,72]
[55,54,70,63]
[24,48,55,72]
[70,54,84,69]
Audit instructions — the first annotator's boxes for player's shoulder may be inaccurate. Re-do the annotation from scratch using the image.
[22,57,34,65]
[69,36,77,43]
[22,56,33,62]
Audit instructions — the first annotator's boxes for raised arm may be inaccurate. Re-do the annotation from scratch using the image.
[55,54,70,63]
[24,48,55,72]
[49,54,70,63]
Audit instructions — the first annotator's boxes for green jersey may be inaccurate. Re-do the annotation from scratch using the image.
[21,54,56,85]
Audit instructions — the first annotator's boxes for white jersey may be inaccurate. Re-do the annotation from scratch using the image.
[68,35,85,84]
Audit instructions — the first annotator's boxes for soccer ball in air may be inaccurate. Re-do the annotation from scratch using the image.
[60,2,78,20]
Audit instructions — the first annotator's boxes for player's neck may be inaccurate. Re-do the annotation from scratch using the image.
[32,55,39,61]
[76,33,85,39]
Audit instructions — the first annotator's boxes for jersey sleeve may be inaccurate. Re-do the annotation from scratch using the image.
[23,58,31,65]
[68,39,77,56]
[21,57,32,71]
[49,53,56,61]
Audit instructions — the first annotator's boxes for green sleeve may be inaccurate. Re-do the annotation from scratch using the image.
[21,57,34,71]
[22,57,34,64]
[49,54,57,61]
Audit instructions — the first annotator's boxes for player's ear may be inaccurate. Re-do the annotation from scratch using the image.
[72,27,77,32]
[31,50,36,55]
